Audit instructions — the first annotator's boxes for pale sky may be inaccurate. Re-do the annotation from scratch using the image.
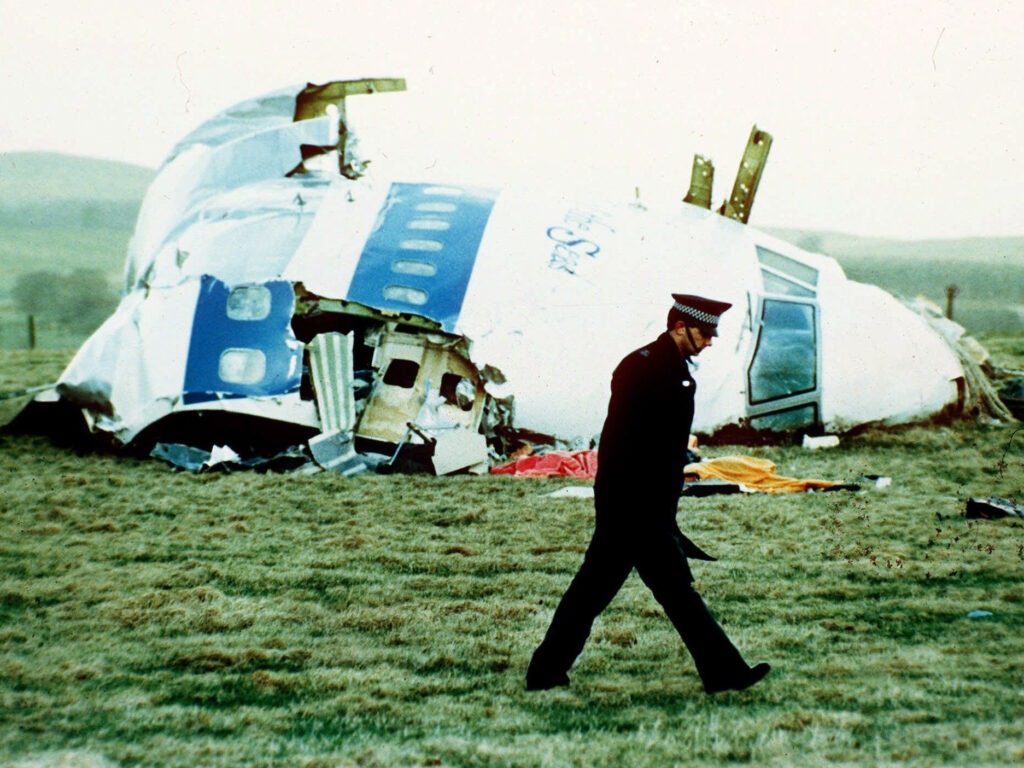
[2,0,1023,239]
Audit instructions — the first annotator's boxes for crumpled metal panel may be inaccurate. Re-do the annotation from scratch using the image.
[163,86,301,167]
[126,117,335,291]
[358,330,483,445]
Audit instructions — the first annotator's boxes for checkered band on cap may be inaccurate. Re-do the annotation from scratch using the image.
[673,300,721,325]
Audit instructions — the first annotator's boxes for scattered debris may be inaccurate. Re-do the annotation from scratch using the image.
[681,478,747,496]
[964,496,1024,520]
[151,442,310,473]
[858,474,893,489]
[495,449,862,495]
[997,377,1024,420]
[966,610,994,619]
[802,434,839,450]
[0,384,57,401]
[904,296,1015,422]
[543,487,595,499]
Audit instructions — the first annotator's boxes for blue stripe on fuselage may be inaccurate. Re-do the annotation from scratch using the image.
[183,275,302,405]
[346,182,498,332]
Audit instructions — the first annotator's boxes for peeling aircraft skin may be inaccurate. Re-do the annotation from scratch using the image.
[28,79,985,472]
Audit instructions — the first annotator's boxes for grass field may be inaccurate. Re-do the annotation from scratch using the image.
[2,154,1023,764]
[2,340,1023,767]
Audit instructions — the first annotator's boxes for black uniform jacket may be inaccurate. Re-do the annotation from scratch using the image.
[593,332,715,561]
[595,331,695,511]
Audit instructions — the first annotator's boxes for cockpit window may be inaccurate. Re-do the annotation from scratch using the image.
[760,270,816,298]
[757,246,818,298]
[749,404,818,432]
[748,299,817,403]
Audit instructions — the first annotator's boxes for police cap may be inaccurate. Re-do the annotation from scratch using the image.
[671,293,732,336]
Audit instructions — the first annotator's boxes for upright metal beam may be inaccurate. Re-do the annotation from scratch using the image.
[682,155,715,209]
[719,125,772,224]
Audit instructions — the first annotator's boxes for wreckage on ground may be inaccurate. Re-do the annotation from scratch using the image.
[13,78,1014,473]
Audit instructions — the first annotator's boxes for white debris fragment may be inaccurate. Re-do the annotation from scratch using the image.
[802,434,840,450]
[204,444,242,468]
[543,487,595,499]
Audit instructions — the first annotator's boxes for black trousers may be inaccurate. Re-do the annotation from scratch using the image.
[528,496,749,688]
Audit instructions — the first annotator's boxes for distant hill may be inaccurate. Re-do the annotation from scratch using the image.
[0,153,155,306]
[766,228,1024,265]
[0,151,154,230]
[0,151,155,201]
[767,228,1024,333]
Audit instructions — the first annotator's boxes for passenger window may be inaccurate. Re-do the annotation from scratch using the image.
[226,285,272,320]
[383,359,420,388]
[748,300,817,403]
[392,260,437,277]
[218,348,267,385]
[440,373,475,411]
[382,285,429,305]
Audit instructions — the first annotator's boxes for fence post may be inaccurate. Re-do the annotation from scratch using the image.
[945,285,959,321]
[28,315,37,350]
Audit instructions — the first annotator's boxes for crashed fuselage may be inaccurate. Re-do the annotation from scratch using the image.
[45,80,969,471]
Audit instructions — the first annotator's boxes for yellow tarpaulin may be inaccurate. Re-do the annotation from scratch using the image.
[684,455,842,493]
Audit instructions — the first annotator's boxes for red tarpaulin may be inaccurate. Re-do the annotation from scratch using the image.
[490,450,598,478]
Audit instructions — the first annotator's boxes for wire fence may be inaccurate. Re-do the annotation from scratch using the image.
[0,314,87,351]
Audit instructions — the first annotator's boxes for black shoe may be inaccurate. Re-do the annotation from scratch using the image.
[526,671,570,691]
[704,662,771,695]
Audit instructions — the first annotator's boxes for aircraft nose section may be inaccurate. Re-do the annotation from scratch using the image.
[819,283,965,428]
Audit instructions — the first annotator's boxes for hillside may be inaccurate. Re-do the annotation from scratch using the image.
[0,153,154,291]
[0,153,154,348]
[767,228,1024,333]
[0,151,154,234]
[768,227,1024,267]
[0,151,154,208]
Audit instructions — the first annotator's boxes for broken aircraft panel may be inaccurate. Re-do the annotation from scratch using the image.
[19,78,1007,473]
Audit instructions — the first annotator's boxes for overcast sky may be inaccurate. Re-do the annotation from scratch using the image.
[2,0,1022,239]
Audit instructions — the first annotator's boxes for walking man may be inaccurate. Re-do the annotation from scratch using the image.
[526,293,770,694]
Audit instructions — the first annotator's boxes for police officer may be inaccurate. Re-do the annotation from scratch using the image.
[526,294,770,694]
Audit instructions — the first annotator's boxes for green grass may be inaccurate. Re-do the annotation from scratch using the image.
[1,344,1023,766]
[1,162,1022,764]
